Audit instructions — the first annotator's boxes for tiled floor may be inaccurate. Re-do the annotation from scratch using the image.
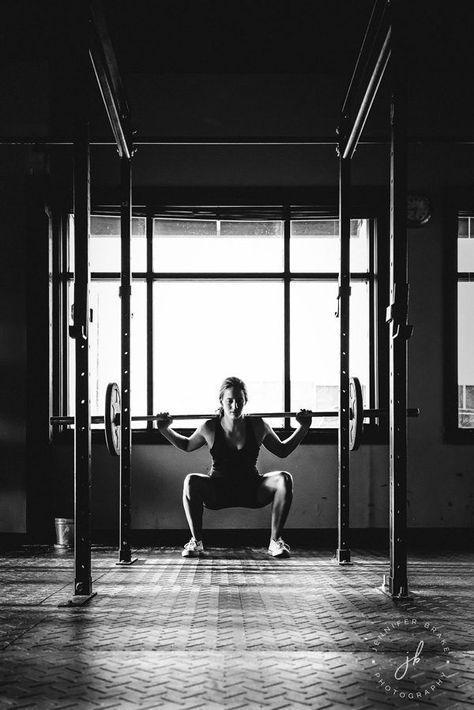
[0,546,473,709]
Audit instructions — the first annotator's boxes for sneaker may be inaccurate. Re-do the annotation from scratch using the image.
[182,538,204,558]
[268,538,291,558]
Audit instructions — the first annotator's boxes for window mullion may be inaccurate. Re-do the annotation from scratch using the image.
[55,213,67,418]
[147,212,153,430]
[284,209,291,427]
[369,218,377,413]
[63,215,71,416]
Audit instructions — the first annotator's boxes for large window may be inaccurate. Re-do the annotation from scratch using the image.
[60,205,379,440]
[456,215,474,430]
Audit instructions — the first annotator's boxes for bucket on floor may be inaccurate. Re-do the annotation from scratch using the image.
[54,518,74,549]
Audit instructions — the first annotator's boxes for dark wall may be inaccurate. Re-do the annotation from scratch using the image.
[0,55,51,535]
[1,5,473,535]
[0,175,27,533]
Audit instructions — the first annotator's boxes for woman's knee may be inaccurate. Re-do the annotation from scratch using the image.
[277,470,293,494]
[183,473,204,498]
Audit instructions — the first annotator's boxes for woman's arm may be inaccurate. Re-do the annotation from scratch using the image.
[261,410,312,458]
[157,415,208,452]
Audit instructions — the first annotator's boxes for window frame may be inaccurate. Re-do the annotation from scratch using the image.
[444,188,474,443]
[53,187,389,446]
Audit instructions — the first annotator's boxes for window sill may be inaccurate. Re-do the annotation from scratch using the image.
[444,427,474,445]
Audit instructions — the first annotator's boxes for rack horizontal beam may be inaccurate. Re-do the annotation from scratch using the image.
[1,136,472,146]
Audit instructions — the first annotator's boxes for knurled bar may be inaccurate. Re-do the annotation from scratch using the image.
[51,407,420,425]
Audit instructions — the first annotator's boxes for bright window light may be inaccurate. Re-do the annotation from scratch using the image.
[153,280,284,427]
[68,215,146,272]
[457,217,474,428]
[290,281,370,427]
[65,212,375,432]
[68,280,147,428]
[291,219,369,272]
[153,219,283,272]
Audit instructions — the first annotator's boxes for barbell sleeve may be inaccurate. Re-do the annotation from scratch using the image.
[51,415,105,425]
[365,408,420,418]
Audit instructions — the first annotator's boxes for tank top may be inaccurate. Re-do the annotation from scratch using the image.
[210,416,260,479]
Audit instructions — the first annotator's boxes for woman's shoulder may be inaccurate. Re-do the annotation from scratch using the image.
[194,417,219,448]
[205,416,222,448]
[248,415,266,442]
[199,416,219,436]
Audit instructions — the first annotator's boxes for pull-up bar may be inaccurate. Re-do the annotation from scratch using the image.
[341,27,391,159]
[89,0,133,159]
[338,0,391,159]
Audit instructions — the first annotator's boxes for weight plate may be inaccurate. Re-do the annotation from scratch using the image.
[105,382,121,456]
[349,376,363,451]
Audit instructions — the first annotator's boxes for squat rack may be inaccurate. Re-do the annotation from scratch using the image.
[89,0,137,569]
[34,0,411,603]
[336,0,411,598]
[60,0,137,605]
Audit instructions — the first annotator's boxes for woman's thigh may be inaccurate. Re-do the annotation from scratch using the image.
[256,471,286,505]
[184,473,218,506]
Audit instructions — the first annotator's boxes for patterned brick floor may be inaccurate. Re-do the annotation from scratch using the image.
[0,546,472,709]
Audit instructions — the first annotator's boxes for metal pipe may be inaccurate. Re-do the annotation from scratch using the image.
[1,135,473,146]
[342,28,391,159]
[89,1,132,159]
[89,45,131,159]
[341,0,389,120]
[0,136,353,146]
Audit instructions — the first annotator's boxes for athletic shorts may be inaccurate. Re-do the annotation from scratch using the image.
[203,474,268,510]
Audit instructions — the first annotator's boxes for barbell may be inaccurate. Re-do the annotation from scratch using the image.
[50,378,420,457]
